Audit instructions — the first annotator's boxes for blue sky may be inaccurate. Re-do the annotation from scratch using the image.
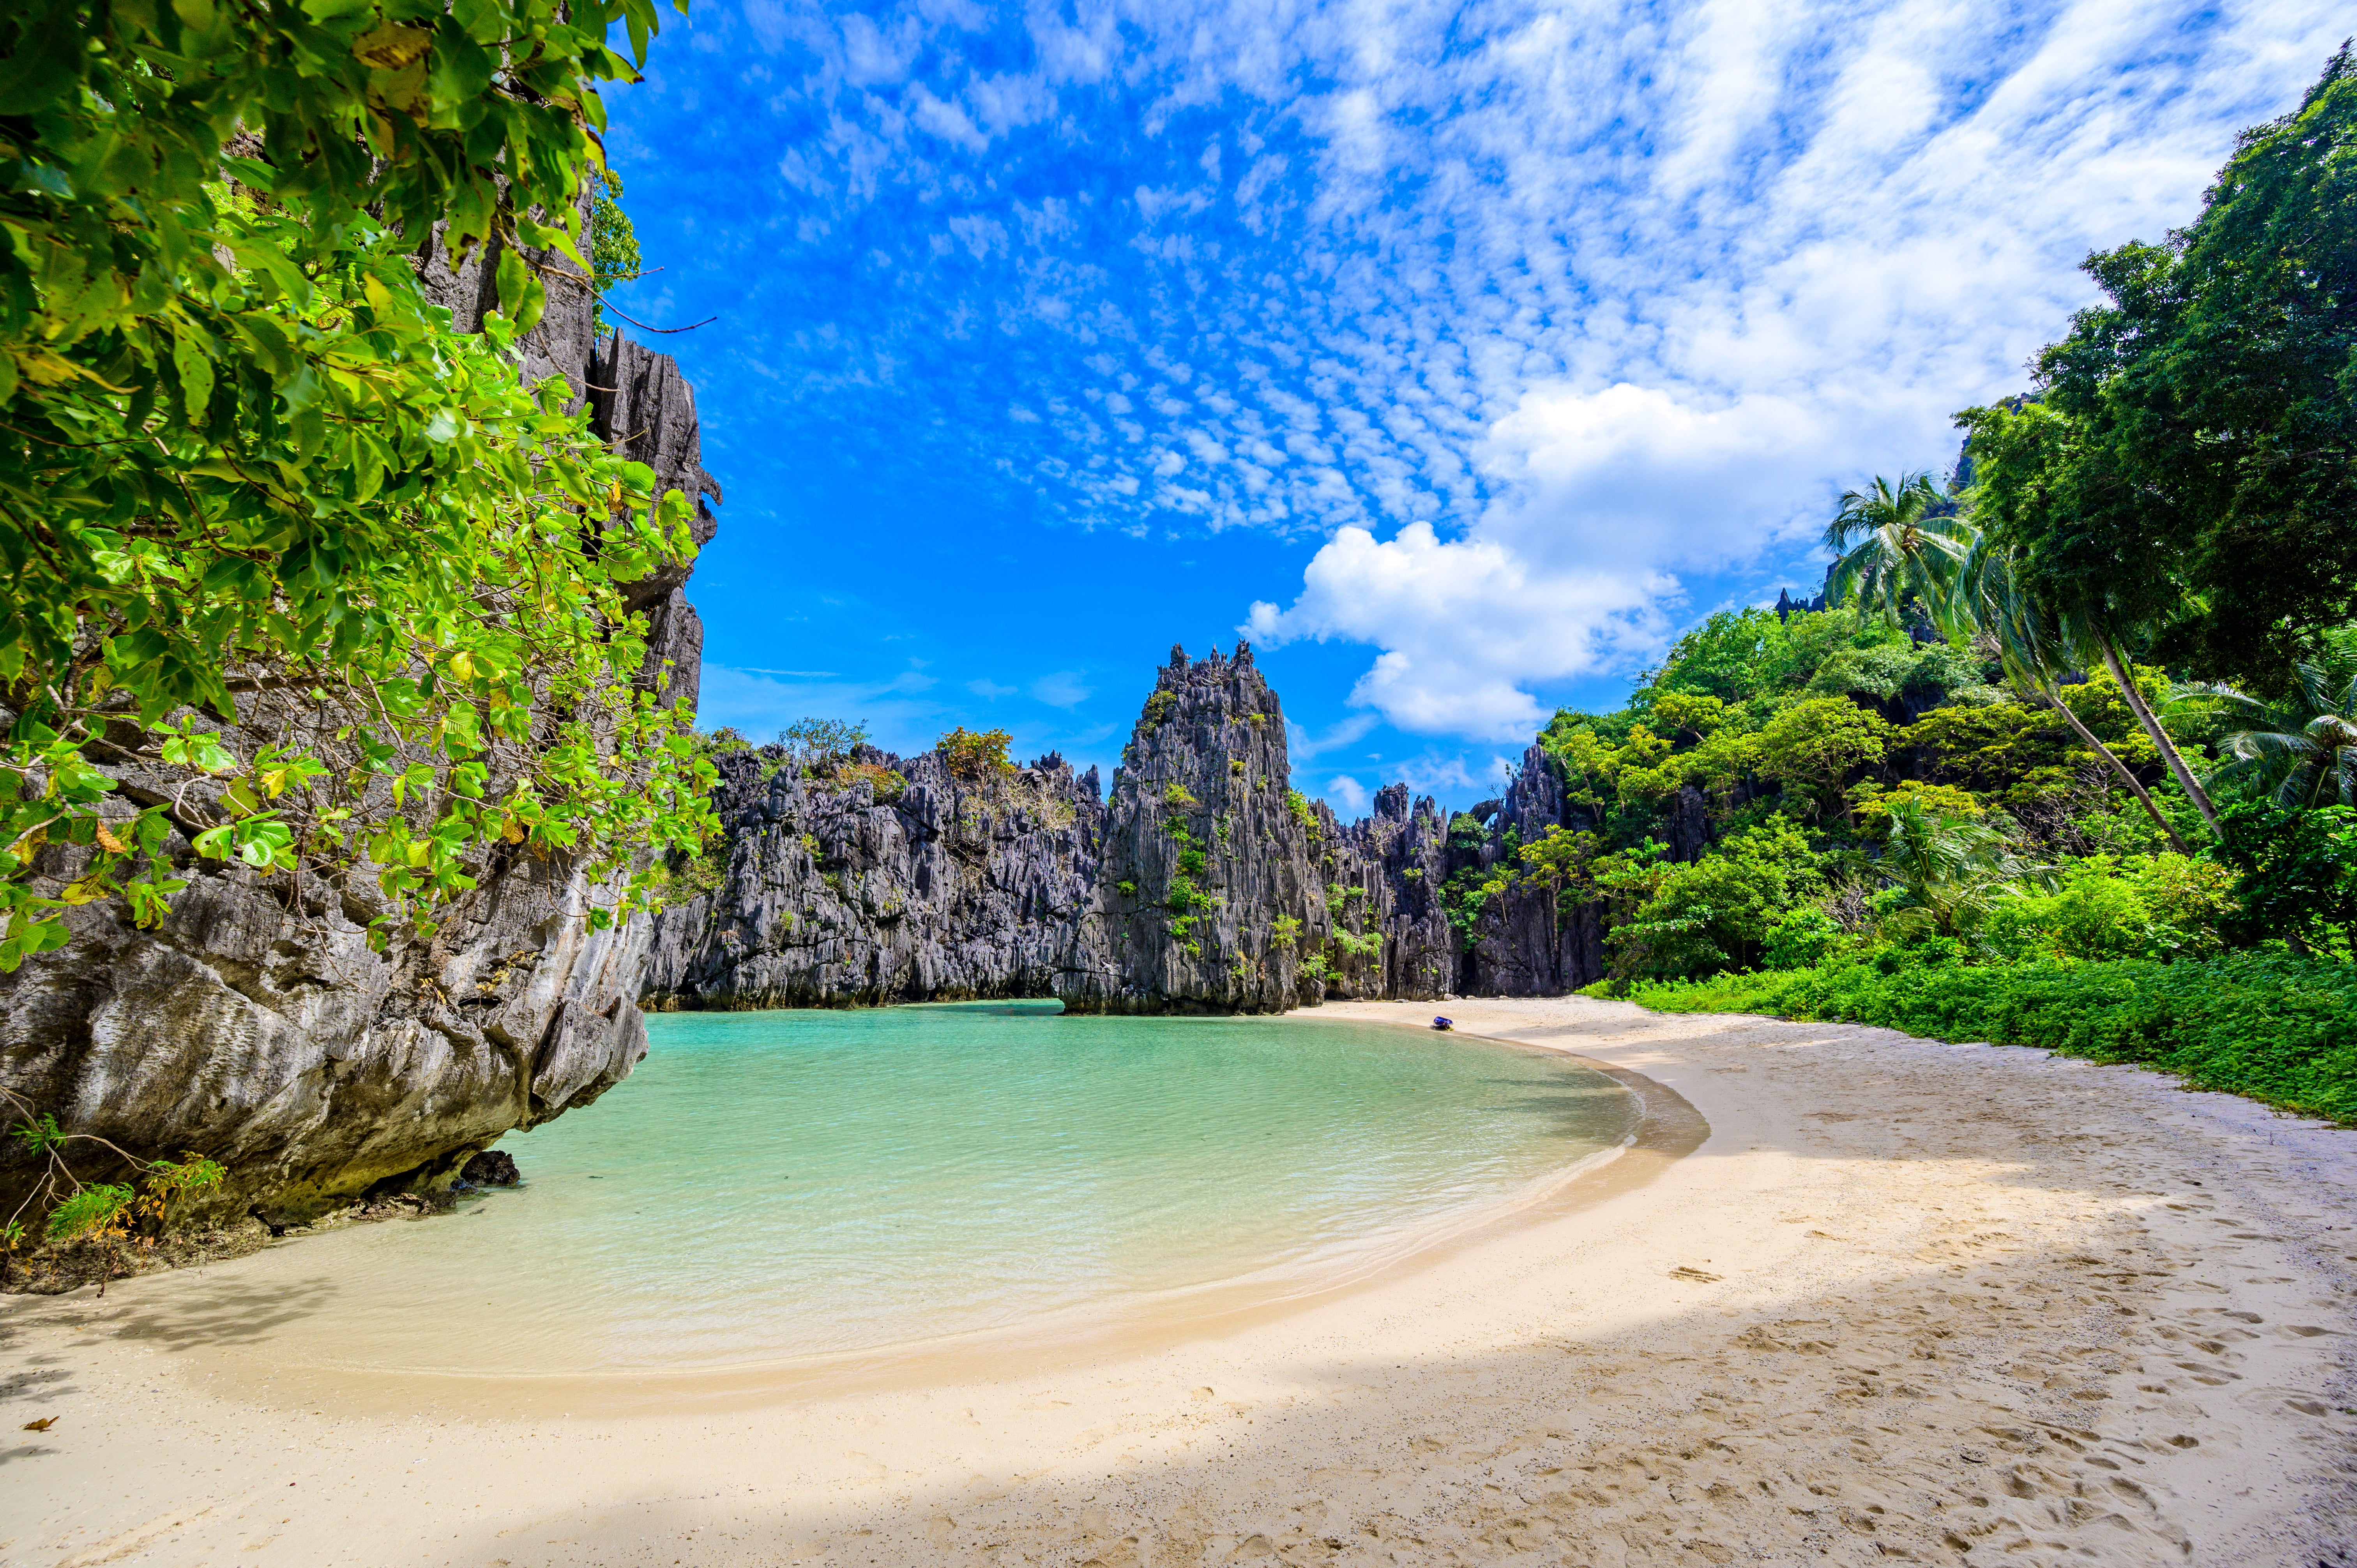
[601,0,2345,818]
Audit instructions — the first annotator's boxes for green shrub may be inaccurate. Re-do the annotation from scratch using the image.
[2212,800,2357,955]
[1762,908,1844,969]
[937,727,1015,781]
[1603,951,2357,1124]
[842,761,906,803]
[1611,816,1827,976]
[1982,853,2234,962]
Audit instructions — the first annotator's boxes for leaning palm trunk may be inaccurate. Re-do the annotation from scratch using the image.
[1954,540,2194,853]
[2097,635,2221,837]
[2038,686,2190,853]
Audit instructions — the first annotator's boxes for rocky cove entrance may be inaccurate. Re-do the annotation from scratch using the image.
[641,642,1633,1015]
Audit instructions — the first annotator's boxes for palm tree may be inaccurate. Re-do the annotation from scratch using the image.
[1954,538,2192,854]
[1822,473,1974,630]
[2175,661,2357,808]
[1829,468,2221,843]
[2088,625,2222,837]
[1877,795,2051,945]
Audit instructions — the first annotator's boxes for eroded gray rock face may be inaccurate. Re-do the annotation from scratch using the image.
[592,335,724,714]
[641,748,1109,1009]
[1461,744,1611,996]
[1067,644,1320,1012]
[1315,785,1454,1003]
[650,644,1468,1015]
[0,245,719,1224]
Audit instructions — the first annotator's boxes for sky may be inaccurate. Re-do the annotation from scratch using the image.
[600,0,2348,819]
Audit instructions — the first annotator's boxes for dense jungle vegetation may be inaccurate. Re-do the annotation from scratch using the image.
[1475,51,2357,1123]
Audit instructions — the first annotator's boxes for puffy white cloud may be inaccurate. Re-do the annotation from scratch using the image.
[1248,520,1670,740]
[1322,774,1372,816]
[1233,0,2348,738]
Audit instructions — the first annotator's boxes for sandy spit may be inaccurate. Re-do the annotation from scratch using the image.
[2,996,2354,1567]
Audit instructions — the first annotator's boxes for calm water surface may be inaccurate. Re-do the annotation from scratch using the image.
[239,1003,1633,1376]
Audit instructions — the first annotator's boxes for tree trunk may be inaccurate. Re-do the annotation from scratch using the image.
[2042,685,2191,854]
[2098,636,2222,837]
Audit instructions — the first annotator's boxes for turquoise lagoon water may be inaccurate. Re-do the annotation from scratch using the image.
[237,1003,1634,1378]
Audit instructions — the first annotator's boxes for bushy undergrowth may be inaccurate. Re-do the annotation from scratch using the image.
[1595,951,2357,1124]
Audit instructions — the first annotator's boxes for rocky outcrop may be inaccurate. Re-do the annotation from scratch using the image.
[592,335,724,713]
[641,747,1107,1008]
[1065,644,1323,1014]
[1316,786,1454,1002]
[0,233,721,1225]
[1459,745,1611,996]
[650,645,1465,1015]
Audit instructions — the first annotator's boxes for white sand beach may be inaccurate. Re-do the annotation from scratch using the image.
[4,996,2353,1566]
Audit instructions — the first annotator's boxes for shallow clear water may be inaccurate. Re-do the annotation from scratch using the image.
[233,1004,1633,1377]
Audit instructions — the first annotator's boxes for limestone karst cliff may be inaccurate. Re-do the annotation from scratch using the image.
[640,747,1109,1009]
[0,239,721,1224]
[1074,643,1325,1013]
[647,644,1541,1015]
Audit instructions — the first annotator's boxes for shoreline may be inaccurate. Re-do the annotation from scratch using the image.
[0,1017,1696,1420]
[4,995,2353,1564]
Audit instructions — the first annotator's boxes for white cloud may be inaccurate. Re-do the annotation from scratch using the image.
[1247,520,1670,740]
[1322,774,1371,816]
[1228,0,2347,738]
[1031,671,1095,707]
[1284,712,1378,760]
[967,678,1016,698]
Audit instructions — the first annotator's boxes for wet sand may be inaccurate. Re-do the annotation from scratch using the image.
[3,995,2353,1566]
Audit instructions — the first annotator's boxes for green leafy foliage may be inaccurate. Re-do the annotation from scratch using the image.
[1980,853,2235,962]
[2211,801,2357,957]
[1752,698,1892,819]
[1603,952,2357,1125]
[44,1183,133,1243]
[0,0,710,964]
[936,727,1014,781]
[1874,796,2051,946]
[1606,817,1828,978]
[588,168,642,334]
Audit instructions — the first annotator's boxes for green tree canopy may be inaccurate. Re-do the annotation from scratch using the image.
[1961,48,2357,688]
[1822,471,1972,630]
[0,0,710,966]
